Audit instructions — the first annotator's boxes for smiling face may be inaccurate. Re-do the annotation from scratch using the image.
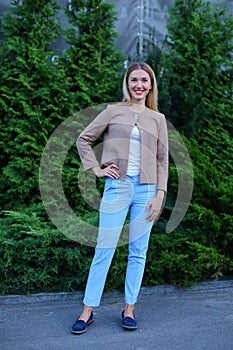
[127,69,152,105]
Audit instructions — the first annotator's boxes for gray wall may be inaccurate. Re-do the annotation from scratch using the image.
[111,0,174,57]
[0,0,232,57]
[111,0,233,57]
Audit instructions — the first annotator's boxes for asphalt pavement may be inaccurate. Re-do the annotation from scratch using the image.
[0,280,233,350]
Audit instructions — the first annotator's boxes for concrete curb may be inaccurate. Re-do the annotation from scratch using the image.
[1,278,233,306]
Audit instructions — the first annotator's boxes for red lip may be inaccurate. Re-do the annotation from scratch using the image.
[134,90,144,93]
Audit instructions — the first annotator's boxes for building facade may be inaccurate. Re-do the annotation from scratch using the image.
[0,0,232,57]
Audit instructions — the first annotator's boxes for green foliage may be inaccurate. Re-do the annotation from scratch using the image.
[0,208,93,295]
[0,0,232,296]
[0,0,125,212]
[62,0,125,109]
[141,0,233,290]
[58,0,126,215]
[144,231,233,288]
[0,0,73,209]
[0,0,127,295]
[1,206,231,295]
[162,0,233,137]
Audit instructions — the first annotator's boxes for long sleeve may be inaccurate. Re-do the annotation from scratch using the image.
[156,115,169,191]
[76,105,112,170]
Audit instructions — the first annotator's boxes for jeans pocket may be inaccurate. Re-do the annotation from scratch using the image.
[102,178,120,202]
[104,177,115,191]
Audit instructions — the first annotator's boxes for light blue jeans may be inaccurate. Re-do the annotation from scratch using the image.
[83,175,157,307]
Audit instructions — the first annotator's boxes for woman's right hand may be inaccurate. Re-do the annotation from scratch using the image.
[93,164,120,179]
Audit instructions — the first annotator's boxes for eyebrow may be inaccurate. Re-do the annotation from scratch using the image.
[129,76,149,79]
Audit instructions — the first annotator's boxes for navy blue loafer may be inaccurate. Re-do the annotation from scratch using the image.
[121,310,137,330]
[71,311,94,334]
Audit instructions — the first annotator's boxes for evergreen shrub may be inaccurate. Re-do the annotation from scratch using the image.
[0,0,232,295]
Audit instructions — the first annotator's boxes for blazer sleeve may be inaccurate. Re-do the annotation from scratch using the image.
[156,115,169,192]
[76,105,112,170]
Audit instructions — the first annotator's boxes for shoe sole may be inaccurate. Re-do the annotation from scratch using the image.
[71,319,94,335]
[122,324,137,330]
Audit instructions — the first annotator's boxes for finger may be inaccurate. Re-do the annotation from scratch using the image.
[146,214,154,222]
[146,209,159,222]
[105,171,119,178]
[145,201,152,212]
[109,164,119,170]
[107,173,118,179]
[106,167,120,178]
[109,168,120,175]
[105,170,120,179]
[145,208,153,221]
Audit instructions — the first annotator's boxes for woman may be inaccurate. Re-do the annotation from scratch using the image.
[72,62,168,334]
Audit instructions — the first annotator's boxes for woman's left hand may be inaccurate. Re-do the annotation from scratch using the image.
[145,190,165,222]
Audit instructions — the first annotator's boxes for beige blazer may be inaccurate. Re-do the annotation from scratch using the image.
[77,104,168,192]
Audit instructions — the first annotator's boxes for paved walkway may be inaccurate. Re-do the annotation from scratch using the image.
[0,280,233,350]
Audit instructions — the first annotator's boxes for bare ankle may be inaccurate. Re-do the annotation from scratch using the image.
[124,304,135,317]
[78,306,93,321]
[125,304,134,311]
[83,305,93,311]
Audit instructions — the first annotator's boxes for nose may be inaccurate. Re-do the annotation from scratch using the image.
[135,80,143,88]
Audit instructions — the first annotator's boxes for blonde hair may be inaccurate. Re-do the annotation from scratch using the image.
[122,62,158,111]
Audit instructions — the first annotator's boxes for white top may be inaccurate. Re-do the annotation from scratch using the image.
[126,125,141,176]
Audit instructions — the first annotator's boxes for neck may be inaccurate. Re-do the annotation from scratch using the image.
[129,103,146,113]
[131,99,146,106]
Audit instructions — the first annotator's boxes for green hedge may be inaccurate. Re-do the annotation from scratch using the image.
[0,0,232,295]
[0,206,232,295]
[0,208,94,295]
